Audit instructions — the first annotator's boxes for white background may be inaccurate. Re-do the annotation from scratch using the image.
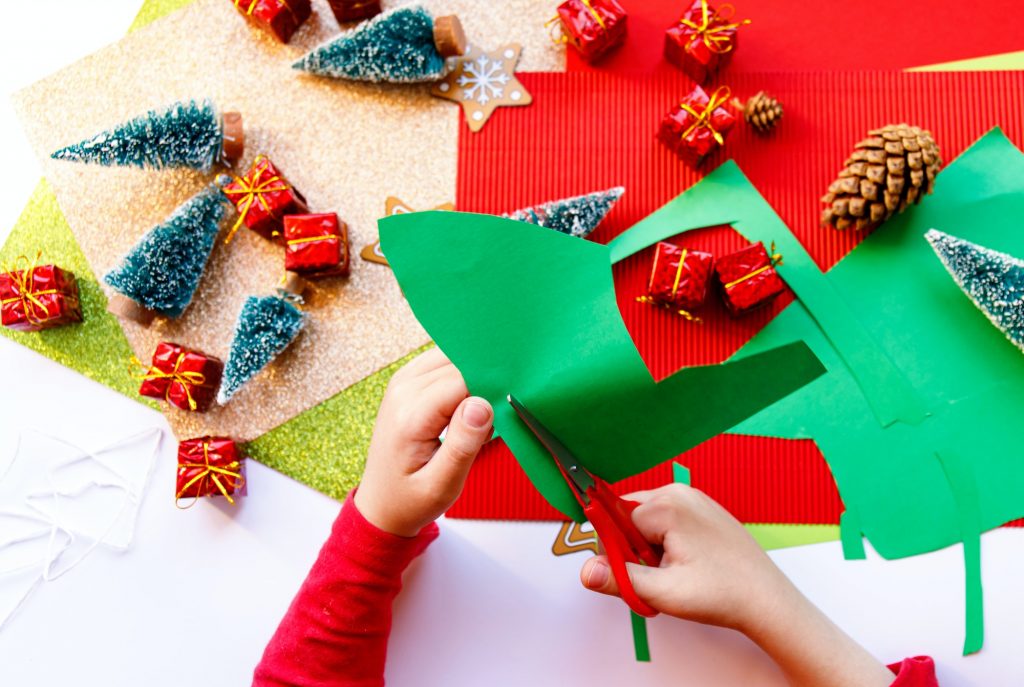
[0,2,1022,685]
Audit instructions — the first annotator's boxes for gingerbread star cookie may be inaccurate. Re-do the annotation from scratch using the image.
[361,196,455,266]
[431,43,532,132]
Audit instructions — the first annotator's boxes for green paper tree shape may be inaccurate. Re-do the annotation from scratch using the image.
[504,187,625,239]
[104,182,228,318]
[926,228,1024,353]
[380,210,826,521]
[218,295,305,404]
[609,129,1024,654]
[294,5,447,83]
[51,99,225,172]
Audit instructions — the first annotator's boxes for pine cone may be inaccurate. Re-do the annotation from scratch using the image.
[821,124,942,231]
[743,91,783,134]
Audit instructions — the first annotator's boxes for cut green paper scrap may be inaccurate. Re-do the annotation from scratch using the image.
[608,161,927,430]
[725,129,1024,653]
[381,210,826,522]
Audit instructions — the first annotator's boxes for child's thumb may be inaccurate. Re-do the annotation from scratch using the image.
[429,397,493,487]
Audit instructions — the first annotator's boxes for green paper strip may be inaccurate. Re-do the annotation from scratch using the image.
[381,210,825,521]
[630,611,651,662]
[672,462,691,486]
[839,511,867,560]
[607,161,928,429]
[934,450,985,656]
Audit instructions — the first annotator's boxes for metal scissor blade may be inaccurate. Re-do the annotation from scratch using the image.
[507,394,595,495]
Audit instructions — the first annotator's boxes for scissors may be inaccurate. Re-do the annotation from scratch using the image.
[507,394,663,617]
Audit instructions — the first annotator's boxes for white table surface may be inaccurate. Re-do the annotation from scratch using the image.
[1,2,1022,685]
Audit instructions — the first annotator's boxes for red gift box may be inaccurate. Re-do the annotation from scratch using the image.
[137,342,223,412]
[637,241,713,317]
[664,0,749,84]
[0,261,82,332]
[714,242,785,316]
[327,0,380,23]
[284,213,351,279]
[554,0,627,63]
[222,155,308,244]
[176,436,246,505]
[232,0,311,43]
[657,85,736,166]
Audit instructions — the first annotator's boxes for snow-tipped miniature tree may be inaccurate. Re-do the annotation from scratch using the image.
[293,5,464,83]
[51,99,242,171]
[104,182,229,321]
[926,228,1024,353]
[217,295,305,403]
[504,187,625,239]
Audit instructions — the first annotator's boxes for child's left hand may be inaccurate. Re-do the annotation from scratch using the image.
[354,348,494,537]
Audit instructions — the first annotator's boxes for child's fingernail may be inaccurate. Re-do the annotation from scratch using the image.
[463,399,492,428]
[585,560,610,589]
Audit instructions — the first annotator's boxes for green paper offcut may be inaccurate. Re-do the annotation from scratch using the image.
[839,511,867,560]
[630,611,651,662]
[381,211,825,522]
[607,161,927,429]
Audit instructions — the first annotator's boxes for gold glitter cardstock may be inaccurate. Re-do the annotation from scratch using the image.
[12,0,563,441]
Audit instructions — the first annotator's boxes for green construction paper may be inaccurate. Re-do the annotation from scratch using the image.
[608,161,927,429]
[745,524,840,551]
[381,210,825,521]
[839,511,867,560]
[630,611,651,662]
[672,462,691,486]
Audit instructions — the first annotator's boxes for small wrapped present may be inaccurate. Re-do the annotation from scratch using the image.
[552,0,628,63]
[327,0,381,23]
[637,242,713,319]
[714,242,785,316]
[176,436,246,506]
[657,85,736,167]
[232,0,311,43]
[222,155,308,244]
[0,258,82,332]
[136,342,223,412]
[664,0,749,84]
[284,213,351,279]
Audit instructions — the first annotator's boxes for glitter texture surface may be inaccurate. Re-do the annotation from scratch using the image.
[13,0,562,441]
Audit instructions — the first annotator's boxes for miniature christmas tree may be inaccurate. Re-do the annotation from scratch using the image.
[926,229,1024,353]
[104,182,229,324]
[293,5,465,83]
[217,294,305,404]
[504,187,625,239]
[51,99,243,171]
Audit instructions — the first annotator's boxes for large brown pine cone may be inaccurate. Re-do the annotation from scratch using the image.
[821,124,942,231]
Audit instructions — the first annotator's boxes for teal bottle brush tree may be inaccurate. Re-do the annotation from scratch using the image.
[505,187,626,239]
[51,99,244,171]
[926,228,1024,354]
[293,4,466,83]
[104,181,230,326]
[217,294,305,404]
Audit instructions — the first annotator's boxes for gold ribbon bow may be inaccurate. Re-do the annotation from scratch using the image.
[635,247,702,322]
[678,0,750,54]
[724,242,784,290]
[0,253,61,326]
[546,0,607,45]
[286,233,341,247]
[679,85,732,145]
[236,0,296,20]
[222,154,291,244]
[131,352,208,411]
[176,440,244,508]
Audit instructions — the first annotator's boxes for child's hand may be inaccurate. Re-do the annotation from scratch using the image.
[579,483,787,633]
[354,348,494,537]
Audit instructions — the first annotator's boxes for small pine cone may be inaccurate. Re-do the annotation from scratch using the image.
[821,124,942,231]
[743,91,783,134]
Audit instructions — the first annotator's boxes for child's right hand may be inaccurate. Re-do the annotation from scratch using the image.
[579,482,789,634]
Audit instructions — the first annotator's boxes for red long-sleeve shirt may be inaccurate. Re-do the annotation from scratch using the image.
[252,496,938,687]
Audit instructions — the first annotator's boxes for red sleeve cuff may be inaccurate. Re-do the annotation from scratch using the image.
[887,656,938,687]
[334,491,439,573]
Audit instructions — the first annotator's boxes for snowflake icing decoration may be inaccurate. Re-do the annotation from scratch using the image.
[457,54,511,105]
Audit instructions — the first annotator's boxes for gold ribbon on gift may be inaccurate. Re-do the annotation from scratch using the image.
[678,0,750,54]
[131,352,208,411]
[222,154,292,244]
[723,242,784,290]
[545,0,607,45]
[286,233,341,247]
[635,246,702,322]
[236,0,297,21]
[679,85,732,145]
[0,253,61,326]
[176,440,244,508]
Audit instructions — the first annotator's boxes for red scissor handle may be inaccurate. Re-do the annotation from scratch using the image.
[583,480,662,617]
